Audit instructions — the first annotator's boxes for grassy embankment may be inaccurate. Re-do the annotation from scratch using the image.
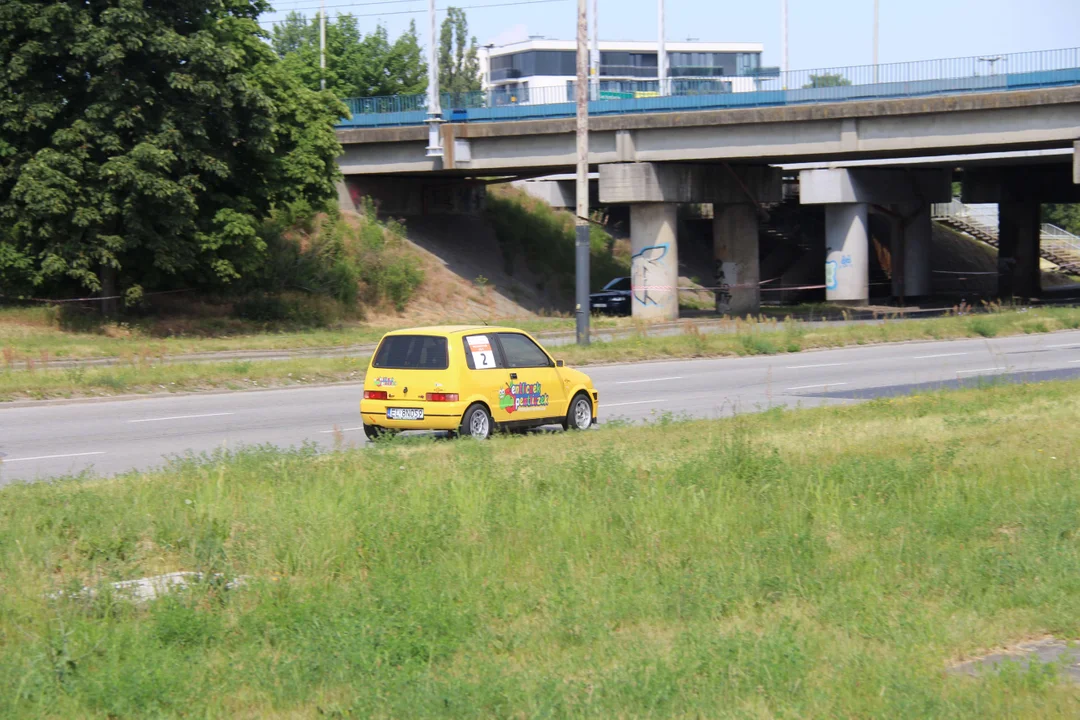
[3,380,1080,717]
[2,305,1079,401]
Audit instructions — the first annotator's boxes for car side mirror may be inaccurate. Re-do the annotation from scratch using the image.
[556,359,565,367]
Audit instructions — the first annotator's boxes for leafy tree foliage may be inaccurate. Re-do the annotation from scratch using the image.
[0,0,345,302]
[272,12,427,98]
[803,73,853,88]
[439,7,481,95]
[1044,204,1080,237]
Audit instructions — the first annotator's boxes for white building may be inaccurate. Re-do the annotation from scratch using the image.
[480,38,775,104]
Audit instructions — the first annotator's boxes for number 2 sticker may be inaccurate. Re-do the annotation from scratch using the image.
[466,335,498,368]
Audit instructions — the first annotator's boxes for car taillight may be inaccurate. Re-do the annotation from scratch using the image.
[425,392,459,402]
[364,390,388,400]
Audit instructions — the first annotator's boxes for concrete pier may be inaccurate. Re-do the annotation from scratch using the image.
[825,204,870,304]
[629,204,680,321]
[713,204,760,316]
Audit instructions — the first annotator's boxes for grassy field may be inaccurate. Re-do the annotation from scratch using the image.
[2,380,1080,717]
[0,305,610,362]
[2,305,1080,401]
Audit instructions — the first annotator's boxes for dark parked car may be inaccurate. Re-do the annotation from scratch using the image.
[590,277,632,316]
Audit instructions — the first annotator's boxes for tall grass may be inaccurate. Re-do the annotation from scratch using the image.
[2,381,1080,716]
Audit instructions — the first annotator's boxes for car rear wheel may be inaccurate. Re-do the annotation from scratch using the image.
[460,403,493,440]
[564,393,593,431]
[364,424,396,441]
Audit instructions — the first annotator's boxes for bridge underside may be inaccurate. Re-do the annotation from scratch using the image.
[337,87,1080,321]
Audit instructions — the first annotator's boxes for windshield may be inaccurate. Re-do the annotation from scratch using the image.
[603,277,631,291]
[372,335,449,369]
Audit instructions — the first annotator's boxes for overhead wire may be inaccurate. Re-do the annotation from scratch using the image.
[258,0,569,24]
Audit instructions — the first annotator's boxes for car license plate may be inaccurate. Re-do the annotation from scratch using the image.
[593,303,607,308]
[387,408,424,421]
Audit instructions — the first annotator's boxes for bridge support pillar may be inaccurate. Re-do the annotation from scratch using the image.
[997,200,1041,300]
[825,204,870,305]
[890,204,932,300]
[629,204,680,321]
[713,204,760,316]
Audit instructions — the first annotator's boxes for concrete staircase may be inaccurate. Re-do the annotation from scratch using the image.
[931,200,1080,272]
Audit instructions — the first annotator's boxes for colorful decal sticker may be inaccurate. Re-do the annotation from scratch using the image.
[466,335,498,369]
[498,381,549,414]
[374,376,396,387]
[825,261,838,291]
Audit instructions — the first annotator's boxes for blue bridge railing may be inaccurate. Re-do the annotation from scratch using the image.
[336,47,1080,129]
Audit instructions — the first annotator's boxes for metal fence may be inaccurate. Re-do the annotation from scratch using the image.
[932,200,1080,264]
[337,47,1080,128]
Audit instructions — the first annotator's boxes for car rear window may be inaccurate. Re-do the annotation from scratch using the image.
[372,335,449,369]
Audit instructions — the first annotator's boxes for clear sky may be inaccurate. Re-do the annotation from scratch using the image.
[261,0,1080,71]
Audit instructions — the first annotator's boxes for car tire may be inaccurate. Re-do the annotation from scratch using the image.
[364,424,396,441]
[460,403,493,440]
[564,393,593,431]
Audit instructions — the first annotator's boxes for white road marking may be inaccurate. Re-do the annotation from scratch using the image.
[127,412,235,424]
[2,451,106,464]
[1048,343,1080,349]
[1069,360,1080,364]
[913,352,969,359]
[614,376,684,385]
[319,426,365,434]
[604,399,668,408]
[785,383,849,391]
[785,363,848,369]
[956,368,1004,375]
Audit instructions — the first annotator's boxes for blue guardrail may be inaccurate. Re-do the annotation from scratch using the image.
[336,49,1080,130]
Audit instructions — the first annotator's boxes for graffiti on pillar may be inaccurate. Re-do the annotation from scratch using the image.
[631,244,669,306]
[825,260,838,291]
[715,260,734,313]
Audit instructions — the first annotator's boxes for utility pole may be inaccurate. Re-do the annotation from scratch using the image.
[319,0,327,90]
[872,0,880,83]
[657,0,666,95]
[575,0,590,345]
[780,0,788,88]
[590,0,599,87]
[425,0,443,157]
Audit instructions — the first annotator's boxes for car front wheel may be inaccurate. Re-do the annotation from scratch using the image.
[460,403,493,440]
[564,393,593,431]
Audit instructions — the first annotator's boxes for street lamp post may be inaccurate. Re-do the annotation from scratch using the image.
[425,0,443,157]
[657,0,666,95]
[873,0,880,83]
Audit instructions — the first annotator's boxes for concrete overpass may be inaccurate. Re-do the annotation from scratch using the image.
[336,86,1080,320]
[337,87,1080,176]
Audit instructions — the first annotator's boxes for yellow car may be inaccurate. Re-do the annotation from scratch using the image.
[360,326,598,440]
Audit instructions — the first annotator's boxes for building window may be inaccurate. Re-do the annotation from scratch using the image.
[600,51,658,78]
[490,50,575,81]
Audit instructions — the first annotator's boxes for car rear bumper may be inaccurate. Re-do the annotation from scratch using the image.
[360,400,465,431]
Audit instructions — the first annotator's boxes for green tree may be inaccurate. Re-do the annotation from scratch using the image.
[439,7,481,96]
[1044,204,1080,237]
[271,10,312,58]
[0,0,344,305]
[804,73,852,88]
[275,14,426,98]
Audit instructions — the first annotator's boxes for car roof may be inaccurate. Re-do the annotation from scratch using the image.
[382,325,528,338]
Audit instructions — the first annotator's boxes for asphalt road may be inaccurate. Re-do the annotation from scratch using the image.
[3,330,1080,485]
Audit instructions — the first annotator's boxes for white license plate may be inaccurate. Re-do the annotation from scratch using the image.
[593,303,607,308]
[387,408,424,421]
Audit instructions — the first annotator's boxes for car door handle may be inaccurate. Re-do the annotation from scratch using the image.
[509,373,518,380]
